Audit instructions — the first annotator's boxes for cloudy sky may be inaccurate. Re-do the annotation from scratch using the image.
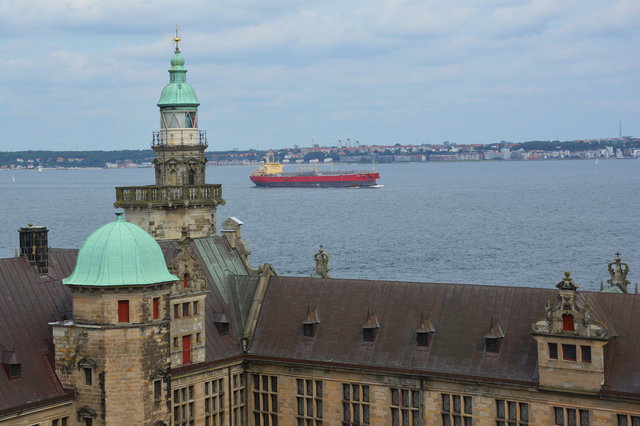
[1,0,638,151]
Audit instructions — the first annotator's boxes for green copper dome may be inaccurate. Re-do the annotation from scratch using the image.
[158,47,200,108]
[63,213,178,286]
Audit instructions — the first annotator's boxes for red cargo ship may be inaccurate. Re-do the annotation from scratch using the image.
[250,155,380,188]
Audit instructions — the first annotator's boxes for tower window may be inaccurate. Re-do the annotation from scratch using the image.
[154,379,162,401]
[182,302,190,317]
[174,304,180,318]
[118,300,129,323]
[152,297,160,320]
[182,335,192,364]
[84,367,92,386]
[562,314,574,331]
[193,301,199,315]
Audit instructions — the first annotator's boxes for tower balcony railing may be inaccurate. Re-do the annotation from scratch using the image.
[114,184,224,208]
[152,130,208,146]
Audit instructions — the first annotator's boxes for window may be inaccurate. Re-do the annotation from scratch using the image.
[362,328,376,342]
[154,379,162,401]
[342,383,370,425]
[496,400,528,425]
[183,273,190,288]
[297,379,323,426]
[562,344,577,361]
[562,314,574,331]
[173,385,195,426]
[302,323,315,337]
[253,374,278,426]
[204,378,225,426]
[83,419,92,426]
[442,393,472,426]
[153,297,160,320]
[548,343,558,359]
[84,367,92,386]
[182,335,192,364]
[3,363,21,379]
[390,387,419,426]
[554,407,589,426]
[232,373,246,426]
[173,337,179,347]
[183,302,190,317]
[51,418,68,426]
[617,414,640,426]
[194,301,199,315]
[416,331,432,347]
[581,346,591,363]
[174,304,180,318]
[485,338,500,353]
[216,322,230,336]
[118,300,129,323]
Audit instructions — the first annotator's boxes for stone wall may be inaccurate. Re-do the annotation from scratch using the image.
[125,205,216,240]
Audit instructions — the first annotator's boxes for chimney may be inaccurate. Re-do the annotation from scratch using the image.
[221,217,244,249]
[19,224,49,275]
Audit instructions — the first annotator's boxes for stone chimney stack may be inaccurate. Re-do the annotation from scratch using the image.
[19,224,48,275]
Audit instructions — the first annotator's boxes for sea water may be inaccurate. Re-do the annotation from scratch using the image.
[1,159,638,291]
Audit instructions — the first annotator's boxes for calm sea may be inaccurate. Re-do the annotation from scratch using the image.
[1,160,638,291]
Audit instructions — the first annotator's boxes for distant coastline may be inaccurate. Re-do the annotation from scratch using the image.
[1,137,638,170]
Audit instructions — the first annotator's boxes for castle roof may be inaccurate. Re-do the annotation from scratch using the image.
[63,213,178,286]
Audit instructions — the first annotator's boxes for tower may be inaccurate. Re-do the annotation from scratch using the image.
[115,32,224,240]
[52,212,178,425]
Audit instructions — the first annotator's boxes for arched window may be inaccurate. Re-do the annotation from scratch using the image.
[562,314,574,331]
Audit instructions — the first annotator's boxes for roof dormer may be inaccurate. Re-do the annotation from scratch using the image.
[362,310,380,343]
[302,305,320,337]
[531,271,611,394]
[484,316,505,353]
[416,316,435,347]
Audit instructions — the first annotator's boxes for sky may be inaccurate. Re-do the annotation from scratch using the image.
[0,0,639,151]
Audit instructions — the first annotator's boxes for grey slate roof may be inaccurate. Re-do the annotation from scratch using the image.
[249,276,640,397]
[0,249,75,416]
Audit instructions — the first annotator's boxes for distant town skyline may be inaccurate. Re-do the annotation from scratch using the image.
[1,0,638,151]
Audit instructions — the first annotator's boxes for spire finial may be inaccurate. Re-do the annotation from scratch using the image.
[173,25,182,51]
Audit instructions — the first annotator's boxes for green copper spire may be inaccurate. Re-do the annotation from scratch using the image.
[158,33,200,108]
[63,212,178,286]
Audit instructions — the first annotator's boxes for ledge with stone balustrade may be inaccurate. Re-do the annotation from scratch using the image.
[114,184,224,208]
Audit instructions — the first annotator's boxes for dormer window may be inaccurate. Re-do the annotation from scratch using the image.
[363,328,376,342]
[302,306,320,338]
[215,322,229,336]
[416,317,435,347]
[562,314,574,331]
[362,310,380,343]
[213,312,230,336]
[484,316,505,354]
[485,338,500,353]
[2,363,21,379]
[302,323,314,337]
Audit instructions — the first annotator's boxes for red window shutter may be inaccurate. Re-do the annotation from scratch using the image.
[152,298,159,320]
[562,314,574,331]
[118,300,129,323]
[183,273,189,288]
[182,335,192,364]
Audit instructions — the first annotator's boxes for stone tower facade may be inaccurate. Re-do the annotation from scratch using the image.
[115,35,224,240]
[51,213,178,425]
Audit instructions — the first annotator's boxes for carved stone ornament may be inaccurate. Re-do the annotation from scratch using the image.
[607,252,630,292]
[312,246,331,278]
[77,357,97,369]
[150,368,168,380]
[169,235,207,294]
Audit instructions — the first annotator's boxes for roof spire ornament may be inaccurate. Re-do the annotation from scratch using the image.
[312,245,331,279]
[173,25,182,51]
[607,252,630,293]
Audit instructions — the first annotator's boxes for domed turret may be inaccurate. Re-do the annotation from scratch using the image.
[63,212,178,286]
[157,46,199,108]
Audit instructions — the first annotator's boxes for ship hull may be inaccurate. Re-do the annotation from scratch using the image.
[250,173,380,188]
